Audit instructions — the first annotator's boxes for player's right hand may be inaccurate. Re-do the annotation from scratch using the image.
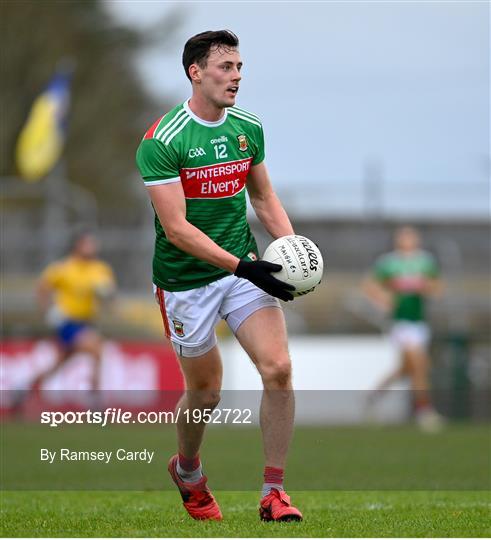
[234,259,295,302]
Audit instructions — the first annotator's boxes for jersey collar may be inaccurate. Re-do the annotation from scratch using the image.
[183,99,228,127]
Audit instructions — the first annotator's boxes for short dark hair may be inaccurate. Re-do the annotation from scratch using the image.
[182,30,239,81]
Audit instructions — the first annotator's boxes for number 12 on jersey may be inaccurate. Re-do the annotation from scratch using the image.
[214,144,228,159]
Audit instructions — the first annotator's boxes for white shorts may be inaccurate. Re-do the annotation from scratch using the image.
[153,275,281,357]
[390,321,430,349]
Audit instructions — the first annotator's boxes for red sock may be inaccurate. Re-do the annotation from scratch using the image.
[264,466,284,485]
[415,395,431,411]
[178,453,200,472]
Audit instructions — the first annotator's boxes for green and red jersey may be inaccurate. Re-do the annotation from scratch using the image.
[136,100,264,291]
[373,250,440,322]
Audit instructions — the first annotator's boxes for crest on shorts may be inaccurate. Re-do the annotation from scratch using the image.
[237,134,248,152]
[172,319,185,337]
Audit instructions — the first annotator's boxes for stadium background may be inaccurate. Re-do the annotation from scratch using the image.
[1,1,489,537]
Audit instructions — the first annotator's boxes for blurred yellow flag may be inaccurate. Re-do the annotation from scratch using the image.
[16,72,70,182]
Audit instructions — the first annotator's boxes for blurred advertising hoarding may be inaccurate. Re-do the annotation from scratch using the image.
[1,340,184,414]
[1,337,405,424]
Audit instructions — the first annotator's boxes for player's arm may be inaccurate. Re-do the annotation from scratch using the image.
[92,266,117,320]
[246,162,294,238]
[422,277,444,298]
[94,265,117,301]
[423,255,444,297]
[147,182,240,273]
[361,276,393,313]
[147,182,294,301]
[36,278,54,312]
[36,265,59,312]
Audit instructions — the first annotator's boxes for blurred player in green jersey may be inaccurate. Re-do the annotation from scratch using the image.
[136,30,302,521]
[363,226,445,432]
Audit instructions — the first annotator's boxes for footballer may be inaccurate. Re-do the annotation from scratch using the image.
[136,30,302,521]
[363,226,445,431]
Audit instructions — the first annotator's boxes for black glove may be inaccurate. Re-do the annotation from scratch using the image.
[234,259,295,301]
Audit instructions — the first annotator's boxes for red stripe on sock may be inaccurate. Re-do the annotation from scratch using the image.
[264,466,284,484]
[178,453,200,472]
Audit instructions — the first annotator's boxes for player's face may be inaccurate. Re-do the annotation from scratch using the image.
[198,46,242,108]
[395,227,420,252]
[74,235,99,259]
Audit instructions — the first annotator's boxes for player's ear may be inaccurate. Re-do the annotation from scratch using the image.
[189,64,201,84]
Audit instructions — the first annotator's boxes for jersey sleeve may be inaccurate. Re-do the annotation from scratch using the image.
[373,255,391,282]
[136,138,181,186]
[40,262,63,287]
[251,123,265,166]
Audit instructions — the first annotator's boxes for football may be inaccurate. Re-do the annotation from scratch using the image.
[262,235,323,296]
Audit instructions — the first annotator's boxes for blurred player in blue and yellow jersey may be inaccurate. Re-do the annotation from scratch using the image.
[363,226,445,431]
[33,231,116,391]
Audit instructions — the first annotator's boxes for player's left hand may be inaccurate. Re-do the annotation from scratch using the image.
[234,259,295,301]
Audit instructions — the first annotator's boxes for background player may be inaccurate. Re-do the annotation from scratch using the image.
[136,30,303,522]
[362,226,445,431]
[31,231,116,393]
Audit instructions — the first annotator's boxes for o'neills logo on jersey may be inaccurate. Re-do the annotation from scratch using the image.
[180,157,253,199]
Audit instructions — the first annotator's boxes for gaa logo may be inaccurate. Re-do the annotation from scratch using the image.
[188,147,206,158]
[237,134,248,152]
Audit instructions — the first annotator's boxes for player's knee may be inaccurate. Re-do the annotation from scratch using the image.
[206,391,221,410]
[190,389,221,410]
[77,331,102,353]
[200,391,221,411]
[260,358,292,388]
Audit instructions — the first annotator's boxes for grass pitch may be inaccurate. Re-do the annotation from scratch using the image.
[1,424,489,536]
[2,423,488,490]
[1,490,489,537]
